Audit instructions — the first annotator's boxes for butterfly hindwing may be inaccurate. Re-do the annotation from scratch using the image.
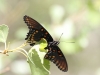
[25,29,43,46]
[44,45,68,72]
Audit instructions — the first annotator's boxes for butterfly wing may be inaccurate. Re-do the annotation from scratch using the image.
[24,15,53,46]
[24,15,43,29]
[44,45,68,72]
[24,15,68,72]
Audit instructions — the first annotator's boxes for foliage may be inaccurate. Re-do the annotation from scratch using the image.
[0,25,50,75]
[0,24,9,43]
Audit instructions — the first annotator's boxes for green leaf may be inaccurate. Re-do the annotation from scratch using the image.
[0,24,9,43]
[39,38,48,52]
[28,44,50,75]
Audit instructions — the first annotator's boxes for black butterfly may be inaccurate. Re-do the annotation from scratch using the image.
[24,15,68,72]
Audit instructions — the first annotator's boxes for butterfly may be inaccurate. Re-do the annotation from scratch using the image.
[24,15,68,72]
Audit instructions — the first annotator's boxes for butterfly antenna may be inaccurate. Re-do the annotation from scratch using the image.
[58,33,63,41]
[58,33,75,43]
[61,41,75,43]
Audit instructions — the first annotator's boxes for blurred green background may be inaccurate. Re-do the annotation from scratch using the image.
[0,0,100,75]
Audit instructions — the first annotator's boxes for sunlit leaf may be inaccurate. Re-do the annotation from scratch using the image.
[28,44,50,75]
[39,38,47,52]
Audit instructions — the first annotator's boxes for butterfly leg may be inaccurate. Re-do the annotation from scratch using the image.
[30,43,35,46]
[44,46,48,50]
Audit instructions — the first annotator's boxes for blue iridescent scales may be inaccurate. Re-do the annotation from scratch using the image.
[24,15,68,72]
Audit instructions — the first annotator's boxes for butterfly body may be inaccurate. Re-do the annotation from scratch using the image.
[24,15,68,72]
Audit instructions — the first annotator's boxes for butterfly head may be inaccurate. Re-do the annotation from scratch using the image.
[48,41,59,46]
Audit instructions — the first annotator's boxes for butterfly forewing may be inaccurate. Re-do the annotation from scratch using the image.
[24,15,53,45]
[44,46,68,72]
[24,15,42,29]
